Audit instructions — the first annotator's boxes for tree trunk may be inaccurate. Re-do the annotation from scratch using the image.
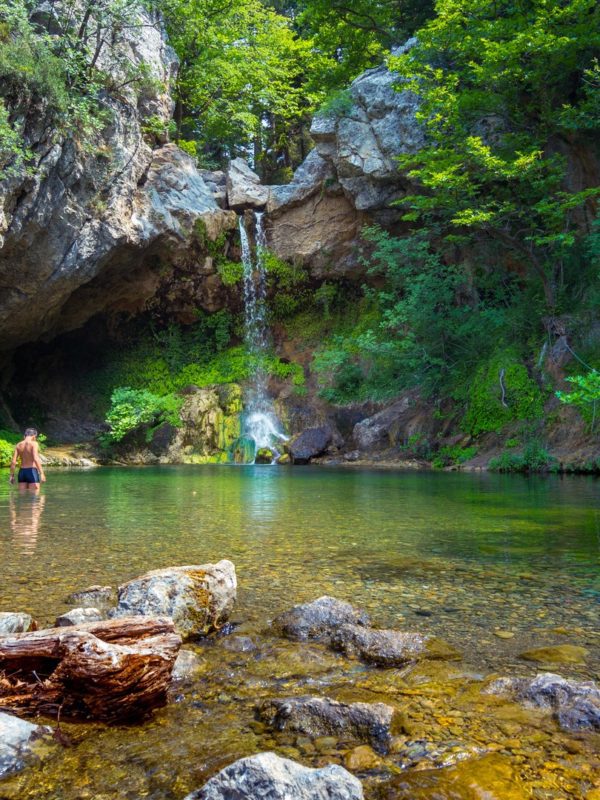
[0,617,181,723]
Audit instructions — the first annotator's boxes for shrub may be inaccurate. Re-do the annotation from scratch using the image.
[556,371,600,432]
[432,444,478,469]
[102,388,182,444]
[488,440,556,473]
[0,428,19,467]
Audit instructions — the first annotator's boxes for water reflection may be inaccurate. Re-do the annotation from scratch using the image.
[9,492,45,555]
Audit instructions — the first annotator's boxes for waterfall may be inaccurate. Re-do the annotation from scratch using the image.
[234,212,287,463]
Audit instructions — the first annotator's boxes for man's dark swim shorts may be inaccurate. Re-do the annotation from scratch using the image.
[18,467,40,484]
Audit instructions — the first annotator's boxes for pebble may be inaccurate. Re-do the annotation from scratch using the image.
[494,630,515,639]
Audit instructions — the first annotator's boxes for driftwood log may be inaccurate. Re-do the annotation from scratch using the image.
[0,616,181,723]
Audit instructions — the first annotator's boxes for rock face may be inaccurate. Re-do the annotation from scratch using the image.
[227,158,270,208]
[331,624,461,666]
[55,608,104,627]
[259,696,399,754]
[272,596,370,642]
[185,752,364,800]
[351,391,437,453]
[0,612,36,635]
[287,426,335,463]
[264,39,425,272]
[0,712,52,779]
[111,561,237,640]
[0,6,236,353]
[487,673,600,732]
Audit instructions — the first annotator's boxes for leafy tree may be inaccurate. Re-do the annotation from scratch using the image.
[390,0,600,311]
[557,371,600,431]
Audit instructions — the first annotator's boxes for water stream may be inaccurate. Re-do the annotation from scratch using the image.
[235,212,287,463]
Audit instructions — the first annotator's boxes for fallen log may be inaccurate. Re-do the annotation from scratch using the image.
[0,616,181,723]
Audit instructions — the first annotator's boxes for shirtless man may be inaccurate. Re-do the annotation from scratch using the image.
[9,429,46,491]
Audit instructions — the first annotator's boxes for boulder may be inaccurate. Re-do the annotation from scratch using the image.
[66,585,115,609]
[330,624,461,666]
[0,612,36,635]
[352,395,423,451]
[172,649,204,681]
[487,672,600,732]
[55,607,104,627]
[0,712,53,779]
[110,561,237,640]
[184,752,363,800]
[287,426,334,464]
[272,596,370,642]
[226,158,270,208]
[258,696,399,754]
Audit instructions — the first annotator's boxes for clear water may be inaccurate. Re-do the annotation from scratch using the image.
[0,467,599,799]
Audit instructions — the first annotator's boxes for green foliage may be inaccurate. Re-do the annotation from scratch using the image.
[390,0,600,309]
[260,249,309,320]
[316,89,355,119]
[217,260,244,287]
[489,440,557,473]
[142,115,177,142]
[103,387,183,444]
[0,428,19,468]
[432,444,478,469]
[557,371,600,431]
[464,351,546,436]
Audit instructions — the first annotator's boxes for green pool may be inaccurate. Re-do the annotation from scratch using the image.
[0,466,599,798]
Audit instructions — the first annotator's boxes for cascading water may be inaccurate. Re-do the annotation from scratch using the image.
[233,212,287,464]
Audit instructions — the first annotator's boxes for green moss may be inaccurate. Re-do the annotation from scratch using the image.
[463,351,546,436]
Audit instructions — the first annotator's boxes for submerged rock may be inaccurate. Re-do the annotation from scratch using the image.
[487,672,600,732]
[258,696,399,754]
[185,751,363,799]
[110,561,237,640]
[172,649,204,682]
[518,644,589,664]
[344,745,382,772]
[0,712,52,779]
[55,607,104,627]
[272,596,370,642]
[287,426,335,463]
[0,612,36,635]
[66,585,115,609]
[331,624,461,666]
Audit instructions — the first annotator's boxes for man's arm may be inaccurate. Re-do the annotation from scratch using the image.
[33,444,46,483]
[9,448,18,484]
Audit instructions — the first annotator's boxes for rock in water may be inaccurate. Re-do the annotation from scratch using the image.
[0,712,52,779]
[258,696,399,754]
[486,672,600,732]
[331,624,461,666]
[172,649,204,682]
[55,608,104,627]
[111,561,236,640]
[184,751,363,800]
[518,644,588,664]
[66,585,115,609]
[272,596,370,642]
[287,426,334,463]
[0,613,36,635]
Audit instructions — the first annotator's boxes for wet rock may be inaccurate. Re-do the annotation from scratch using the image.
[272,596,370,642]
[66,585,115,609]
[390,739,489,770]
[111,561,237,640]
[344,745,382,772]
[184,751,363,800]
[221,635,257,653]
[487,672,600,732]
[55,607,104,627]
[0,712,52,779]
[331,624,461,666]
[256,448,275,464]
[258,696,399,754]
[0,612,36,635]
[518,644,588,664]
[287,426,335,464]
[172,649,204,681]
[226,158,270,208]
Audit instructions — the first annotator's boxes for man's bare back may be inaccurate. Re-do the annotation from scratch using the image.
[10,429,46,491]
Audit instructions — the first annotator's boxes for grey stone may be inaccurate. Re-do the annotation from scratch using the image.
[0,712,53,779]
[487,672,600,732]
[221,635,257,653]
[185,752,363,800]
[0,612,35,635]
[272,596,370,642]
[226,158,270,208]
[55,607,104,627]
[287,426,334,464]
[110,561,237,640]
[66,585,115,609]
[259,696,399,754]
[330,624,461,667]
[172,649,204,681]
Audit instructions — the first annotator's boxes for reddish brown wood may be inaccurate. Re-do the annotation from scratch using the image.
[0,616,181,722]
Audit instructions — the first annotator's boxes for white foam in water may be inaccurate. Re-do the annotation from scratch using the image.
[237,213,288,463]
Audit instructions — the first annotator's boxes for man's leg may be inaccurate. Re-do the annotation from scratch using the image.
[18,482,28,492]
[28,483,40,492]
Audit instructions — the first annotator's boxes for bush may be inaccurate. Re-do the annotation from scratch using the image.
[432,444,478,469]
[488,440,556,473]
[102,388,182,445]
[0,428,19,467]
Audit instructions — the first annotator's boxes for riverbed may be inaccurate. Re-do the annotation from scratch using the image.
[0,466,599,798]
